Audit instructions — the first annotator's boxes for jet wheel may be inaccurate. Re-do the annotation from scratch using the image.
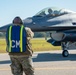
[62,50,69,57]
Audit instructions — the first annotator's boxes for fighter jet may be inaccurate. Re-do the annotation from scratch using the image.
[0,7,76,57]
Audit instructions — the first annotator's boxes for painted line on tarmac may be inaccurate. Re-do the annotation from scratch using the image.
[0,67,76,71]
[35,67,76,70]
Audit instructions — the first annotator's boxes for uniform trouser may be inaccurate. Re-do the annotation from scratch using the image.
[10,56,35,75]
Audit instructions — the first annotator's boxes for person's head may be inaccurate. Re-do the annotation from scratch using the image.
[12,16,23,25]
[48,9,52,14]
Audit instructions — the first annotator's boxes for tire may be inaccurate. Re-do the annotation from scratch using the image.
[62,50,69,57]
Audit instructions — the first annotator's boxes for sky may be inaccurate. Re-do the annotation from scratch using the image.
[0,0,76,27]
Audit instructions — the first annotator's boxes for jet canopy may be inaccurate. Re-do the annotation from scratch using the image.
[35,7,75,17]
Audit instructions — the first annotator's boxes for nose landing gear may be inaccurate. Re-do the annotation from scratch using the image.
[62,50,69,57]
[61,42,69,57]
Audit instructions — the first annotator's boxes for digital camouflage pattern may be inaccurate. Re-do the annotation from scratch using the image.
[10,56,35,75]
[9,27,35,75]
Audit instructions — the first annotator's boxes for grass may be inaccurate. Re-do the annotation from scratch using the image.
[0,38,61,53]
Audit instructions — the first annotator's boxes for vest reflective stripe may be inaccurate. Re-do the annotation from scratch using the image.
[20,25,24,52]
[8,25,24,52]
[9,26,12,52]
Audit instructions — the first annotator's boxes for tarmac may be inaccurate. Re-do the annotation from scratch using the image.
[0,50,76,75]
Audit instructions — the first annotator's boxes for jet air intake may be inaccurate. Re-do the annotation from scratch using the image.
[51,33,76,41]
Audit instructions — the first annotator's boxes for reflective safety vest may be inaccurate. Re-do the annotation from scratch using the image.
[6,25,26,53]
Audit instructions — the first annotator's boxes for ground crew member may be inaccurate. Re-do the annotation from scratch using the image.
[6,16,35,75]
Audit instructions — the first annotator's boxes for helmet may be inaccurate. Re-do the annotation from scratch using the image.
[13,16,23,25]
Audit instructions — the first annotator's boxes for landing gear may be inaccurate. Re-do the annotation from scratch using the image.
[61,42,69,57]
[62,50,69,57]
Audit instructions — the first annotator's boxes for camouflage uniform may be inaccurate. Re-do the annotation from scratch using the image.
[9,27,35,75]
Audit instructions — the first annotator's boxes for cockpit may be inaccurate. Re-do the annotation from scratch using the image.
[35,7,75,17]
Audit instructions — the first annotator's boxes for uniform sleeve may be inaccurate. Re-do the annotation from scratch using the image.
[25,27,34,40]
[6,26,9,45]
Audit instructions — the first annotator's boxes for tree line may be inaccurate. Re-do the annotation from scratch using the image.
[0,32,50,38]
